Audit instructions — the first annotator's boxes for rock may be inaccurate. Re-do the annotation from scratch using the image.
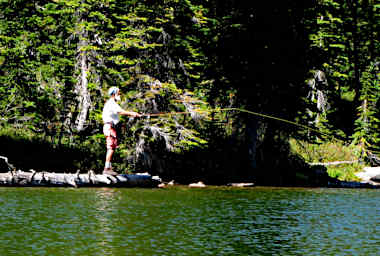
[370,175,380,182]
[157,180,176,188]
[356,167,380,182]
[189,181,206,188]
[327,180,379,188]
[227,183,255,187]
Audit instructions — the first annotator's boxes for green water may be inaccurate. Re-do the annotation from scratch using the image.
[0,186,379,256]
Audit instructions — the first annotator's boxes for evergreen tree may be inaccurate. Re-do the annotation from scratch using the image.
[0,0,75,142]
[100,0,210,172]
[309,0,379,150]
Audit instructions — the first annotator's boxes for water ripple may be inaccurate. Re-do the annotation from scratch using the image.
[0,187,379,255]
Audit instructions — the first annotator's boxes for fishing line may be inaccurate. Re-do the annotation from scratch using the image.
[143,107,344,144]
[142,107,380,162]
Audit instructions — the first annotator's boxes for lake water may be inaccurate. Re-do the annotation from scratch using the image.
[0,186,379,255]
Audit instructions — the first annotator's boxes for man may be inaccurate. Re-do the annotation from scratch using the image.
[102,86,142,175]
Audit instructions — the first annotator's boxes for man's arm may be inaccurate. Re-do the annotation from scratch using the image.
[119,109,142,117]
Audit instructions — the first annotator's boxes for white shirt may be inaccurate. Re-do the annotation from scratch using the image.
[102,98,124,125]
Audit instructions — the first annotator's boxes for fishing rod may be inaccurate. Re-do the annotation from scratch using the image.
[142,111,193,117]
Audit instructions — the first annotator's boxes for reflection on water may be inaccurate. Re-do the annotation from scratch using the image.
[0,187,379,255]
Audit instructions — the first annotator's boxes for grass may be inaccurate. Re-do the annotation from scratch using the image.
[289,138,364,181]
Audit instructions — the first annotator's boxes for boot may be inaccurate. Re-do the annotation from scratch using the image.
[103,168,119,176]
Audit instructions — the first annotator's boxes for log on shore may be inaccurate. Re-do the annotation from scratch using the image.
[308,160,358,166]
[0,170,161,188]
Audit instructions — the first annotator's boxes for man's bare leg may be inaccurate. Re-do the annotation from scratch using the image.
[105,148,114,167]
[103,148,118,175]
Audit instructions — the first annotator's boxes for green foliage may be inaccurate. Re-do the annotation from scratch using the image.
[309,0,380,151]
[0,0,212,171]
[290,138,361,163]
[0,0,378,183]
[289,138,364,181]
[327,163,363,182]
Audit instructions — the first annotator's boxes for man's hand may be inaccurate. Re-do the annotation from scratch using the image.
[133,112,142,118]
[120,110,142,118]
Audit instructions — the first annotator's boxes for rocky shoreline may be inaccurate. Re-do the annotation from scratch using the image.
[2,155,380,188]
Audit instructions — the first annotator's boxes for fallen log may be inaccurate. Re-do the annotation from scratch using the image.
[0,155,161,188]
[0,170,161,188]
[308,160,358,166]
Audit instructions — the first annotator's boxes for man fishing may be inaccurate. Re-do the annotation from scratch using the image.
[102,87,142,175]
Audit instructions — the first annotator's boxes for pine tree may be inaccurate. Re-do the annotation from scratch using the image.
[309,0,380,150]
[99,0,211,171]
[0,0,75,142]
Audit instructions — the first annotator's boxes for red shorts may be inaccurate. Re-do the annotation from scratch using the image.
[103,123,118,150]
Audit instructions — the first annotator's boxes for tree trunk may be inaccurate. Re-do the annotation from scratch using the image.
[348,0,361,104]
[246,117,258,169]
[74,31,91,131]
